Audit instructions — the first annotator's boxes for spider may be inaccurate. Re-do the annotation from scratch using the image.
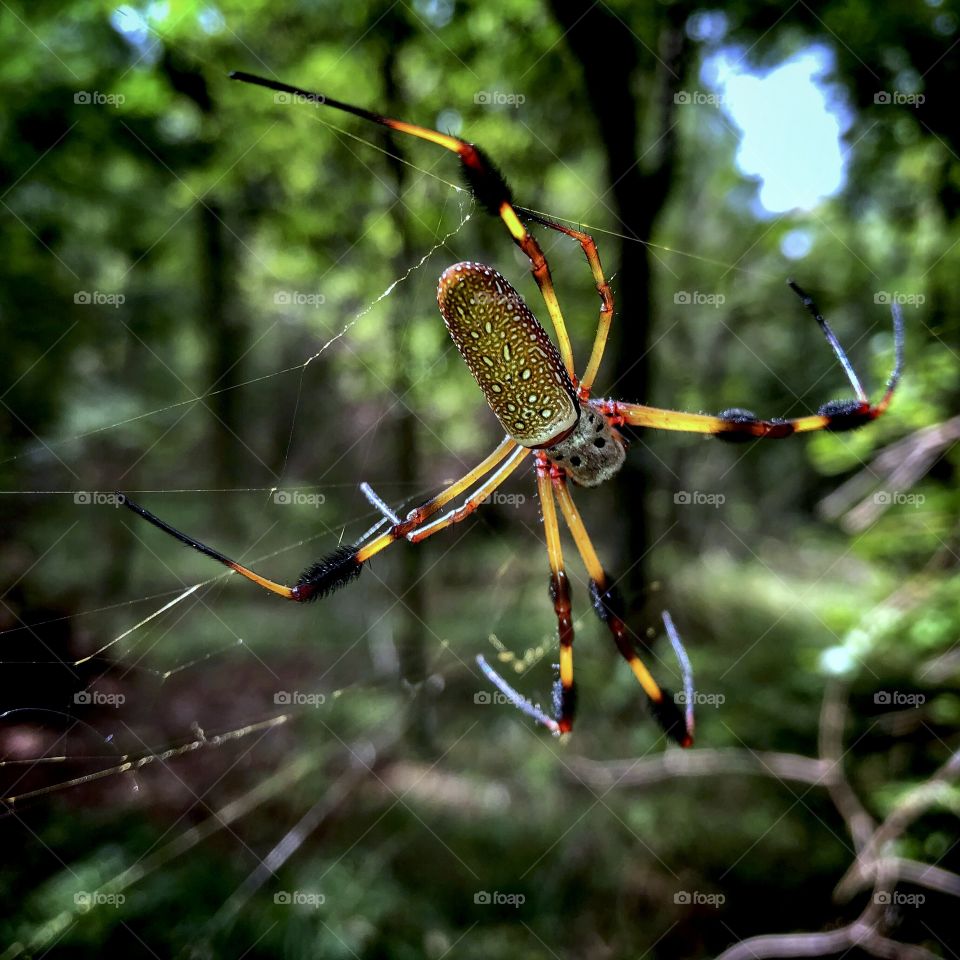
[119,71,904,748]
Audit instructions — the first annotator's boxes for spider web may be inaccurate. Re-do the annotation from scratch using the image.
[0,77,883,957]
[0,111,587,944]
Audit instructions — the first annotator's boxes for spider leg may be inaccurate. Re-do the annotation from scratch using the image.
[230,71,577,381]
[603,401,838,439]
[476,654,560,734]
[387,445,529,546]
[787,280,869,403]
[522,210,613,397]
[535,455,577,734]
[551,473,692,747]
[119,494,299,599]
[119,436,525,602]
[602,289,904,442]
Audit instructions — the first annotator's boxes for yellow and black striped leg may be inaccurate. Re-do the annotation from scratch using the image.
[600,283,904,442]
[603,399,838,440]
[522,211,614,396]
[495,207,576,381]
[230,71,577,381]
[535,454,576,734]
[119,436,525,602]
[551,475,692,747]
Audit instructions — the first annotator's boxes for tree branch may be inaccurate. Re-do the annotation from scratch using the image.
[818,679,876,853]
[835,748,960,901]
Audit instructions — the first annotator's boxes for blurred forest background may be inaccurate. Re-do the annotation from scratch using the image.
[1,1,958,958]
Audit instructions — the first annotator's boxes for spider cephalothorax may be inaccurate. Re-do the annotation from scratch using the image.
[545,403,627,488]
[119,71,904,747]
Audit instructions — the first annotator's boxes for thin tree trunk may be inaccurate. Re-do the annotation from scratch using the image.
[547,1,689,594]
[382,24,432,750]
[200,201,244,500]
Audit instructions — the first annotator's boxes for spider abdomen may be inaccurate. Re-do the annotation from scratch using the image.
[437,261,579,447]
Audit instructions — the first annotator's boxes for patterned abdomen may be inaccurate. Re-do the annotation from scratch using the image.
[437,262,579,447]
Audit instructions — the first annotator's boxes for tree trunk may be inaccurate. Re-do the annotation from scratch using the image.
[547,1,689,596]
[200,201,245,503]
[382,22,432,750]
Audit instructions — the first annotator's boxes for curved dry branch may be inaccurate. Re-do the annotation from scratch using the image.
[818,415,960,533]
[565,679,957,960]
[818,679,876,853]
[566,748,829,790]
[835,749,960,901]
[714,914,941,960]
[877,858,960,898]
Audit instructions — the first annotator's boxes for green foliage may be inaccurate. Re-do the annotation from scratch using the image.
[1,1,957,958]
